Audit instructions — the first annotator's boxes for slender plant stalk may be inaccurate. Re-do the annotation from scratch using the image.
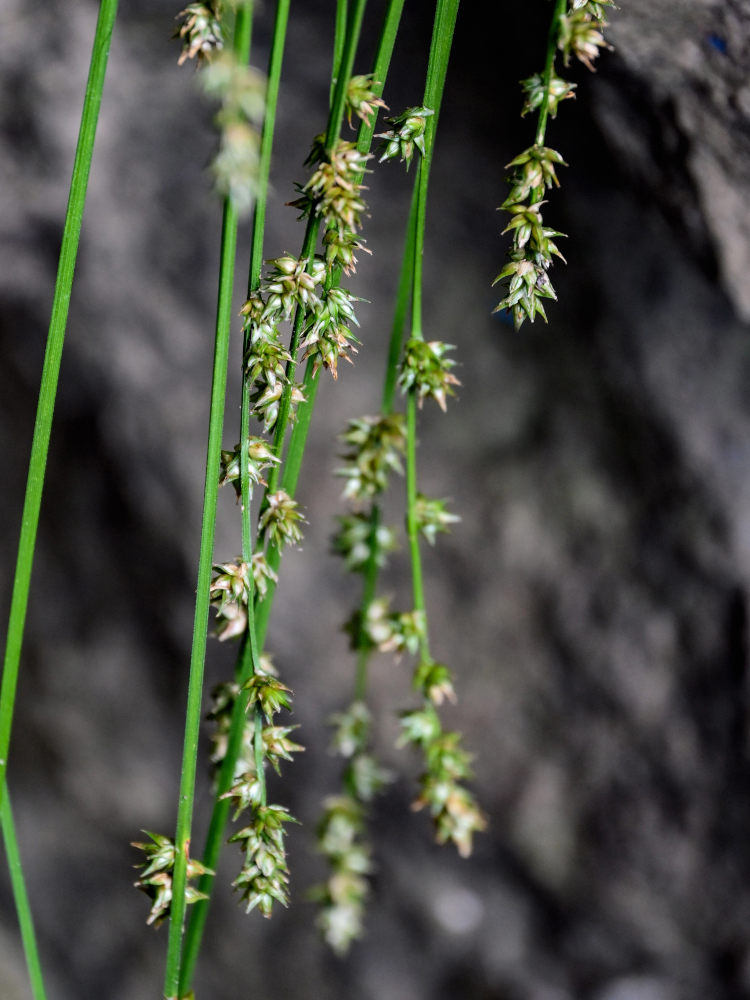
[340,0,459,673]
[0,7,117,994]
[313,3,464,944]
[352,186,417,696]
[237,0,294,814]
[382,188,417,415]
[208,0,377,830]
[411,0,459,341]
[0,0,118,808]
[238,0,295,809]
[163,175,242,996]
[535,0,568,148]
[263,0,369,500]
[178,4,291,989]
[404,0,459,649]
[325,0,367,151]
[256,0,405,638]
[262,224,319,491]
[331,0,349,105]
[248,2,291,293]
[162,9,254,997]
[269,0,367,480]
[2,791,47,1000]
[530,0,567,210]
[405,393,429,647]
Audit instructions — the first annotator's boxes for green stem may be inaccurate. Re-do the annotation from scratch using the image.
[264,223,320,493]
[354,0,405,156]
[163,10,253,998]
[265,0,403,500]
[2,791,47,1000]
[406,392,428,655]
[405,0,459,656]
[382,186,417,413]
[354,505,381,700]
[0,0,118,807]
[535,0,567,147]
[260,0,408,679]
[241,0,291,581]
[411,158,427,340]
[325,0,367,151]
[1,10,117,992]
[259,0,409,629]
[239,0,292,808]
[410,0,460,340]
[263,0,369,494]
[331,0,349,105]
[165,189,239,1000]
[177,641,250,996]
[351,180,418,693]
[179,5,290,990]
[253,709,266,797]
[253,359,321,644]
[248,0,291,294]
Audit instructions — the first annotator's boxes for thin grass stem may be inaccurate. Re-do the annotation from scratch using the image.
[325,0,367,151]
[352,183,418,693]
[163,9,253,996]
[248,0,292,294]
[258,0,405,631]
[0,0,118,808]
[382,186,417,415]
[353,506,381,699]
[535,0,568,148]
[410,0,459,340]
[164,177,242,1000]
[179,5,290,988]
[406,392,429,651]
[405,0,459,654]
[263,0,368,491]
[262,0,368,493]
[1,9,117,991]
[331,0,349,105]
[1,790,47,1000]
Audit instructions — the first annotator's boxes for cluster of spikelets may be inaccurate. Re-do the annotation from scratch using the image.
[208,450,303,916]
[322,464,485,952]
[317,233,484,949]
[216,669,303,916]
[360,597,487,860]
[239,253,364,391]
[132,831,213,928]
[310,702,391,955]
[209,554,279,641]
[398,338,460,412]
[134,659,304,924]
[292,74,387,278]
[376,106,434,168]
[494,0,615,328]
[206,661,303,917]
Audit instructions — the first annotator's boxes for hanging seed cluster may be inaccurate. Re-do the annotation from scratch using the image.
[493,0,615,328]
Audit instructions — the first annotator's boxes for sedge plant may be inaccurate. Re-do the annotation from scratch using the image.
[1,0,616,995]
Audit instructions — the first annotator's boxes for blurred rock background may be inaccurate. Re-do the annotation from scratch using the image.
[2,0,750,998]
